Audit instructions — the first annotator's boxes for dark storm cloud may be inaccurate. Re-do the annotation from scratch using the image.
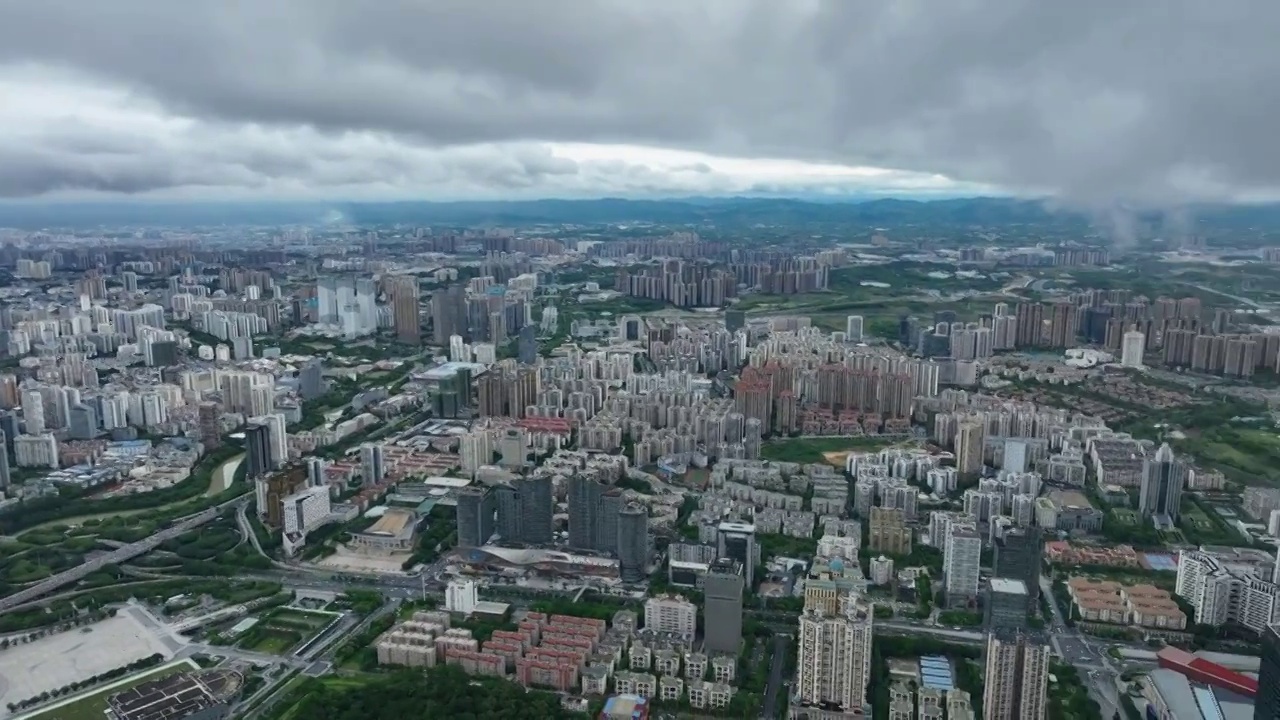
[0,0,1277,201]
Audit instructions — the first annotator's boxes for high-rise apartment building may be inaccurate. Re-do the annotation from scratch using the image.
[796,594,874,715]
[1140,443,1187,527]
[703,559,744,655]
[198,401,221,450]
[391,275,421,345]
[644,595,697,637]
[944,525,982,603]
[846,315,864,342]
[1121,330,1146,368]
[955,421,985,477]
[869,507,912,555]
[982,630,1050,720]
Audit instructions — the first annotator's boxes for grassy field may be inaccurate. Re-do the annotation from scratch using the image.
[235,607,335,655]
[20,660,198,720]
[1176,427,1280,487]
[760,436,903,465]
[1108,508,1140,526]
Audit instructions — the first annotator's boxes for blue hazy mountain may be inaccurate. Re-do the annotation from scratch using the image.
[0,196,1278,231]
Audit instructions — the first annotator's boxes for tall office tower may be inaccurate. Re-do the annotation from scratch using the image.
[567,475,602,550]
[717,522,758,589]
[955,421,985,477]
[1140,442,1187,527]
[245,423,272,479]
[566,476,626,554]
[306,457,327,488]
[993,527,1042,602]
[1259,623,1280,719]
[846,315,864,342]
[360,443,385,486]
[21,389,44,435]
[1121,330,1146,368]
[432,284,467,344]
[68,404,98,440]
[984,578,1029,631]
[703,559,745,654]
[0,431,10,488]
[496,477,554,545]
[982,630,1050,720]
[455,486,496,548]
[299,359,325,400]
[517,324,538,365]
[944,525,982,603]
[796,594,874,714]
[391,276,420,345]
[617,503,649,583]
[198,401,221,450]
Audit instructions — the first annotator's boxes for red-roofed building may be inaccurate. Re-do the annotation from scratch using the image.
[1157,646,1258,698]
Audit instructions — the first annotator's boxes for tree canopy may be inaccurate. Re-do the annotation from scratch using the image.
[280,666,577,720]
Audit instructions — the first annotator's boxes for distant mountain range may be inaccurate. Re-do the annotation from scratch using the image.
[2,195,1280,232]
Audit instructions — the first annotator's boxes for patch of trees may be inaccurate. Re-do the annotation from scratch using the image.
[4,652,163,713]
[278,666,577,720]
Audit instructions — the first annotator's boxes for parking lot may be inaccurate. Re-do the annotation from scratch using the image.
[0,614,172,715]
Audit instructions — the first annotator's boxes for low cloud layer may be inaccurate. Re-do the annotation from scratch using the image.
[0,1,1277,203]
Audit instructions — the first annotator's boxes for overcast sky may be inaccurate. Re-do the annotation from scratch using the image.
[0,0,1276,204]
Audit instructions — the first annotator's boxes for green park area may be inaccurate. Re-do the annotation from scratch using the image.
[22,660,198,720]
[266,666,578,720]
[760,436,904,466]
[234,607,337,655]
[1176,426,1280,487]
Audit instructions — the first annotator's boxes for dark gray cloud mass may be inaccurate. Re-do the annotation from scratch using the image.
[0,0,1277,202]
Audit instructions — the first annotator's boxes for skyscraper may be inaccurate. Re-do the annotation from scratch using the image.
[496,476,554,546]
[391,275,421,345]
[716,522,757,589]
[1259,623,1280,720]
[982,630,1050,720]
[703,559,744,655]
[1140,442,1187,527]
[517,324,538,365]
[994,527,1042,602]
[198,401,221,450]
[244,422,272,479]
[617,503,649,583]
[955,421,985,477]
[432,284,468,344]
[796,594,874,714]
[456,486,496,548]
[567,476,601,551]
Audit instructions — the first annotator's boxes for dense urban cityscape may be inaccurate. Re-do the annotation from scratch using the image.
[0,199,1274,720]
